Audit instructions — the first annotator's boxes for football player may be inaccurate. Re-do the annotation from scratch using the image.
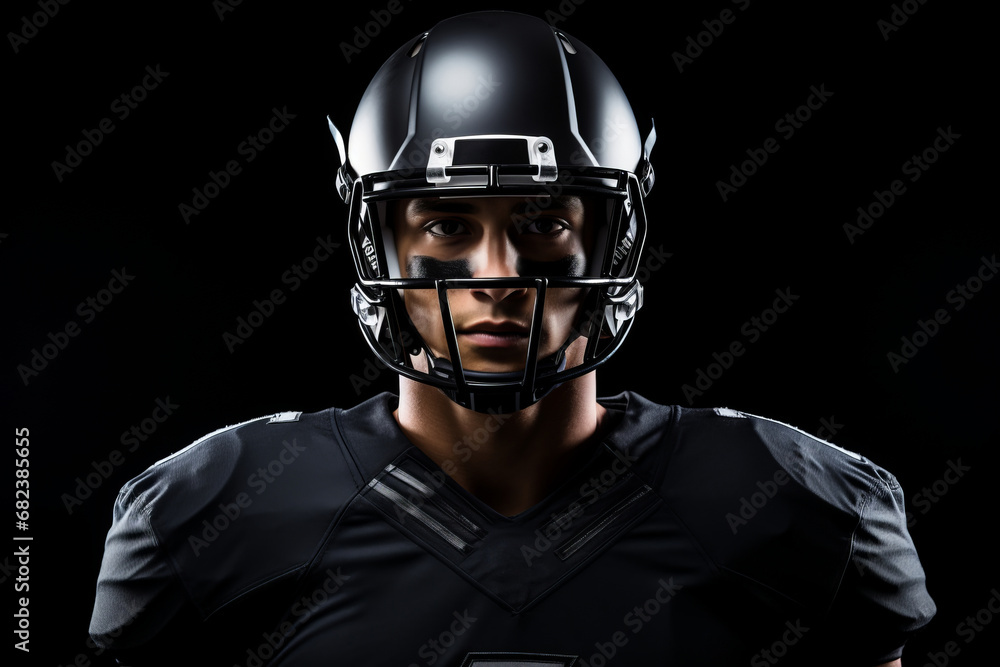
[91,11,935,666]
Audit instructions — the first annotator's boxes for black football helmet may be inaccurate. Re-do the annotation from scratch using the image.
[330,10,655,413]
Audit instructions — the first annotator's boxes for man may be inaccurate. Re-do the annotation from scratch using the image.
[90,11,935,666]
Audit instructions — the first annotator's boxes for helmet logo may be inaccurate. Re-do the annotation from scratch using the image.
[361,235,380,275]
[612,233,633,269]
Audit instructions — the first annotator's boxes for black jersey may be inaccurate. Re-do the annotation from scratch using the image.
[90,392,935,666]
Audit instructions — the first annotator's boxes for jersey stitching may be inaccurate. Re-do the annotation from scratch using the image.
[717,563,814,612]
[662,408,827,612]
[281,409,369,603]
[224,408,359,616]
[741,411,864,460]
[142,410,360,622]
[603,395,677,492]
[129,486,210,621]
[284,491,383,608]
[328,406,365,490]
[829,490,872,613]
[283,409,370,593]
[199,409,369,631]
[203,563,308,621]
[148,414,276,467]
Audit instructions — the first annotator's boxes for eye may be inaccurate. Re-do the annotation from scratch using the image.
[424,219,469,237]
[522,217,569,236]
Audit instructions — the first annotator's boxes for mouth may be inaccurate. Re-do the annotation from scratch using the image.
[457,321,530,348]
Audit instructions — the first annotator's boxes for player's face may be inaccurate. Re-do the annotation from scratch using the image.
[391,195,596,374]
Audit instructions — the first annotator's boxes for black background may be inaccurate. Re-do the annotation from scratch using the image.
[4,0,996,664]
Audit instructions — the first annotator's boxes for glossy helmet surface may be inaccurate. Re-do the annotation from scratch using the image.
[330,10,655,413]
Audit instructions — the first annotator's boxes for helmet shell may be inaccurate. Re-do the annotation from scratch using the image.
[347,11,643,179]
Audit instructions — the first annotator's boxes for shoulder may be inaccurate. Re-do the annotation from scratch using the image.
[604,392,893,498]
[123,407,353,517]
[92,394,408,651]
[107,403,370,619]
[125,390,410,505]
[620,397,898,509]
[610,394,909,613]
[679,405,897,508]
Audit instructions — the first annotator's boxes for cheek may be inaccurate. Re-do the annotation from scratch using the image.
[402,289,449,357]
[545,286,587,309]
[404,289,439,330]
[540,288,587,337]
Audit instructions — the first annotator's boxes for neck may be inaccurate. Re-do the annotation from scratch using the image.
[394,373,607,516]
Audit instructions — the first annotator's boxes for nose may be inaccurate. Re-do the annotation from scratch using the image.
[470,232,529,303]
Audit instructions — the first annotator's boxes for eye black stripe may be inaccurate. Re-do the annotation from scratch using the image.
[407,256,474,279]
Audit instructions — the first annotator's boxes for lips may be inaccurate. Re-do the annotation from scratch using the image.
[457,320,530,348]
[460,320,530,334]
